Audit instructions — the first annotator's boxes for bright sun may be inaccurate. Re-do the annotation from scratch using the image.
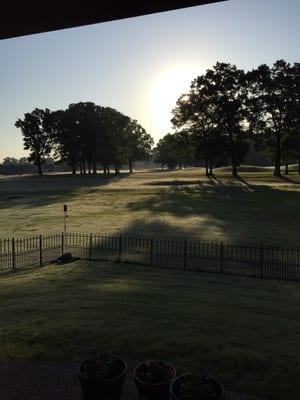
[148,65,202,139]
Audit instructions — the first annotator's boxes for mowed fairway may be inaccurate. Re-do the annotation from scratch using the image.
[0,167,300,244]
[0,261,299,399]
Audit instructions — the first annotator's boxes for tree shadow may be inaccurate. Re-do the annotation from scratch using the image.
[145,179,205,187]
[279,175,300,185]
[208,174,222,185]
[0,173,128,209]
[126,182,300,244]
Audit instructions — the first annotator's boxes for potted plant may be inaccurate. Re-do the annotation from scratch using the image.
[133,360,176,400]
[170,373,224,400]
[79,353,128,400]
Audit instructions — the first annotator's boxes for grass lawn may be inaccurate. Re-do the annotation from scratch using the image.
[0,167,300,245]
[0,261,299,399]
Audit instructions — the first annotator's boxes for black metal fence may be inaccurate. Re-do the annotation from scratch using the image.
[0,233,300,281]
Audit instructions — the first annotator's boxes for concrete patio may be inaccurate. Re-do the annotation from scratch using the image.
[0,361,262,400]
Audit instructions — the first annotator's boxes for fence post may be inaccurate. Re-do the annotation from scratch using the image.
[260,244,264,279]
[220,241,224,273]
[150,237,154,266]
[184,240,187,270]
[61,232,65,255]
[12,237,16,270]
[118,235,122,262]
[39,235,43,266]
[89,233,93,260]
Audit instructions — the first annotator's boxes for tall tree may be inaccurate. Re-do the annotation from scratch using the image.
[203,63,248,176]
[246,60,299,176]
[172,66,246,176]
[172,89,222,176]
[15,108,54,175]
[123,119,153,172]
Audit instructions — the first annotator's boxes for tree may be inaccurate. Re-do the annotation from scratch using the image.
[173,130,195,169]
[288,63,300,174]
[153,134,179,170]
[3,157,18,165]
[15,108,54,175]
[53,103,108,175]
[52,108,81,174]
[172,89,223,175]
[18,157,30,165]
[100,107,130,174]
[246,60,299,176]
[203,63,248,176]
[172,65,247,176]
[123,119,153,172]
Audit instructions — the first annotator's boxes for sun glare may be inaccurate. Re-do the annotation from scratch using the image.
[148,65,201,139]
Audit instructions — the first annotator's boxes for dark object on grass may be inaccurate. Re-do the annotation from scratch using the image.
[79,353,127,400]
[55,253,78,264]
[170,373,224,400]
[133,360,176,400]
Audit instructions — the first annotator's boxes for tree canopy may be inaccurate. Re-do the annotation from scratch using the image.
[15,108,54,175]
[16,103,153,175]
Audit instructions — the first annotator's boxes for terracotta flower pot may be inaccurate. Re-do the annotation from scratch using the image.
[79,354,128,400]
[170,373,224,400]
[133,360,176,400]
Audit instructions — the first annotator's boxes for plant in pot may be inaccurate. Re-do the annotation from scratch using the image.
[133,360,176,400]
[170,372,224,400]
[79,353,128,400]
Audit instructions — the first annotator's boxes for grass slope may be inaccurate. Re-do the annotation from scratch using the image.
[0,168,300,244]
[0,261,299,399]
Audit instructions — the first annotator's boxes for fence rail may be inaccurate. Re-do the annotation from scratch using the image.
[0,233,299,281]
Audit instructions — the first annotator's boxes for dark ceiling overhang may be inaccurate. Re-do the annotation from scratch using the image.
[1,1,226,40]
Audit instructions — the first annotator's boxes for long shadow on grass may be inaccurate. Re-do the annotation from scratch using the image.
[126,179,300,244]
[279,175,300,185]
[0,173,128,209]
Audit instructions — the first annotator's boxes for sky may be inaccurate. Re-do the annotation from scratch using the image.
[0,0,299,161]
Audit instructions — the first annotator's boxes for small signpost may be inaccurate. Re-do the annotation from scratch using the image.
[63,204,68,234]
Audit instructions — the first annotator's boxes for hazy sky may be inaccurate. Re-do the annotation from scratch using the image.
[0,0,299,161]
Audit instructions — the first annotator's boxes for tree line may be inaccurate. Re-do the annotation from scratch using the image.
[15,103,153,175]
[14,60,299,177]
[155,60,300,176]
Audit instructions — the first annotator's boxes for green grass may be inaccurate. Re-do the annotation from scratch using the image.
[0,168,300,244]
[0,261,299,399]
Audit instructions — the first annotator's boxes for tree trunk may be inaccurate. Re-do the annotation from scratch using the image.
[179,163,182,169]
[273,135,281,176]
[114,162,119,174]
[93,163,97,174]
[107,165,110,174]
[230,149,238,176]
[103,164,107,174]
[298,153,300,174]
[83,162,86,175]
[204,155,209,177]
[72,164,76,175]
[209,160,213,175]
[37,159,43,176]
[273,160,281,176]
[284,162,289,175]
[88,161,91,175]
[129,159,133,173]
[232,162,238,177]
[80,163,83,175]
